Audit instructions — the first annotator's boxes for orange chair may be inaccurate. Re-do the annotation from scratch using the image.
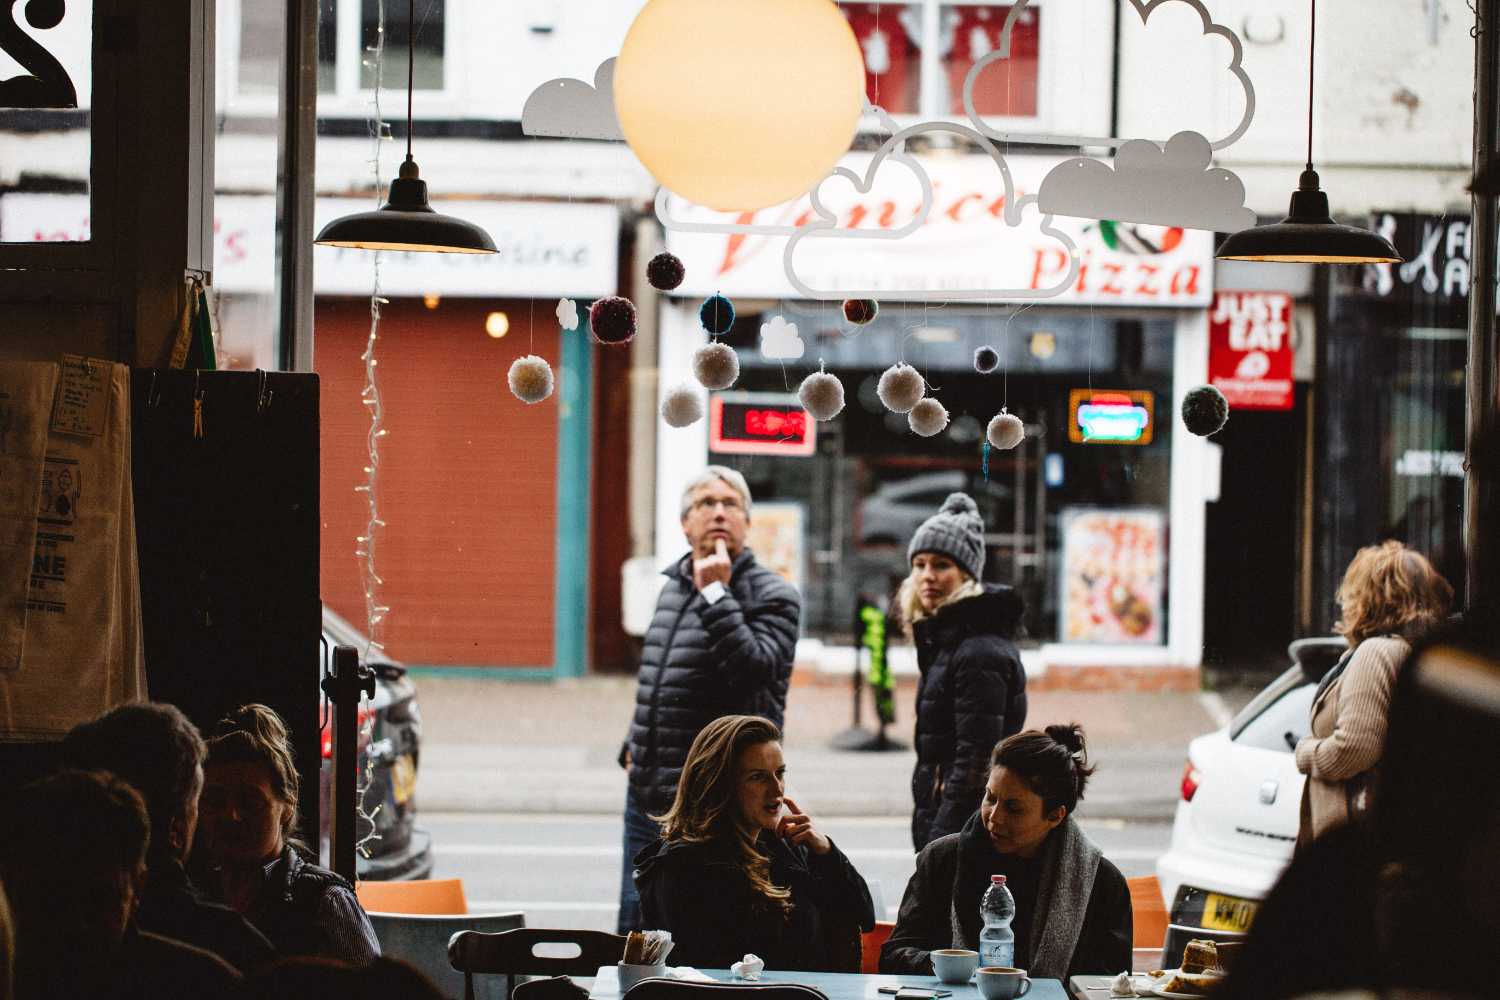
[860,920,895,974]
[1127,875,1169,971]
[356,876,468,915]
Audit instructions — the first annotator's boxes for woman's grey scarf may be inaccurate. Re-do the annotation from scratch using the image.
[948,816,1102,980]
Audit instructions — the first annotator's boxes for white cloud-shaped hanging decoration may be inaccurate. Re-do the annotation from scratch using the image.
[760,316,806,361]
[693,341,740,391]
[1038,132,1256,233]
[521,58,624,140]
[556,298,579,331]
[877,363,925,414]
[508,355,555,404]
[661,384,705,427]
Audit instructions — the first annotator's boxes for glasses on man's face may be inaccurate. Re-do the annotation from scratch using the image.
[692,496,743,514]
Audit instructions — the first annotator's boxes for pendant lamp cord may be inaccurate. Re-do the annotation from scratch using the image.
[1306,0,1316,172]
[406,0,415,163]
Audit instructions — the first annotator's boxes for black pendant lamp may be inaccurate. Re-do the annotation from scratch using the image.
[1217,0,1400,264]
[316,0,496,254]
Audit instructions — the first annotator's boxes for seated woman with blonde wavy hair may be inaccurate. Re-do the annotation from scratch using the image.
[634,715,875,971]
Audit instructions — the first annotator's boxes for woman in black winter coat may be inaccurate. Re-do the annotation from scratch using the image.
[900,493,1028,850]
[635,715,875,972]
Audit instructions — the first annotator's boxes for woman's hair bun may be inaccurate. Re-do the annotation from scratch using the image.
[1045,722,1087,756]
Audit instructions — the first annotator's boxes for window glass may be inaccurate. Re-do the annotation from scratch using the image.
[940,4,1038,118]
[0,1,92,244]
[1234,682,1316,753]
[361,0,445,91]
[318,0,338,94]
[238,1,282,96]
[839,3,922,114]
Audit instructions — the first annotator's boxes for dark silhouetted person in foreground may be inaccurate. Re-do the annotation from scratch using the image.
[0,769,242,999]
[194,704,380,964]
[245,955,445,999]
[63,701,275,973]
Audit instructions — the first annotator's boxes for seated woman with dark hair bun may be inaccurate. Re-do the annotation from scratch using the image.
[880,724,1132,981]
[634,715,876,972]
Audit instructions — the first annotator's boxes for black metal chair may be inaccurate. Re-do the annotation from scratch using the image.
[624,981,830,1000]
[448,927,626,1000]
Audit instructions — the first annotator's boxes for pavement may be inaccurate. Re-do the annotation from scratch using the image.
[413,674,1244,822]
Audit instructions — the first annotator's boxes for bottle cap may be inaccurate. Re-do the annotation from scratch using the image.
[991,875,1007,885]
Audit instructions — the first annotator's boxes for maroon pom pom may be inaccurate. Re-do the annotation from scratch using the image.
[647,252,686,291]
[842,299,879,325]
[589,296,638,345]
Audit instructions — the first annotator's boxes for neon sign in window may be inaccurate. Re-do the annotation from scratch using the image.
[1068,389,1154,445]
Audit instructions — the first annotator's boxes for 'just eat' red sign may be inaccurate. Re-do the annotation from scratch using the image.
[1208,291,1295,411]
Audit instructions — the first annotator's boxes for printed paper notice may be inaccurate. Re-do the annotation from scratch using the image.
[51,354,109,437]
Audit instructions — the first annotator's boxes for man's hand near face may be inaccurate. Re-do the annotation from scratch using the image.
[693,539,734,591]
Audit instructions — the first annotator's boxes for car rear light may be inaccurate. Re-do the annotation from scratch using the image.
[1180,760,1202,802]
[320,706,377,760]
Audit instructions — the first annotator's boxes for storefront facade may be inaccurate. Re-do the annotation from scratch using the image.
[650,153,1220,687]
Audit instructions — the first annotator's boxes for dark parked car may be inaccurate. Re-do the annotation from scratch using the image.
[319,607,433,881]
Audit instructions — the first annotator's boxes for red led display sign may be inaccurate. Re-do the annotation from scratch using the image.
[709,393,817,457]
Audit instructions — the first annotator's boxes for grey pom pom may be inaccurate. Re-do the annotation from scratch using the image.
[877,363,925,414]
[507,355,554,404]
[974,345,1000,374]
[938,492,979,516]
[798,370,845,421]
[1181,384,1230,436]
[908,398,949,437]
[661,384,705,427]
[692,342,740,390]
[987,411,1025,450]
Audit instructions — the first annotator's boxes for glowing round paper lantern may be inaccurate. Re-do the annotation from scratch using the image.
[613,0,866,212]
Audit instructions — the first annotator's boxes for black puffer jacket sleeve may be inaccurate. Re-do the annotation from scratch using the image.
[699,582,801,703]
[929,637,1019,840]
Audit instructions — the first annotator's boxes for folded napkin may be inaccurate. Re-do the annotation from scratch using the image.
[730,955,765,981]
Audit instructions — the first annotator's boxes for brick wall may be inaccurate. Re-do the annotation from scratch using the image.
[317,296,560,668]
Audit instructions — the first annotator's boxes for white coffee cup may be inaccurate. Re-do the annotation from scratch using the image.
[976,967,1032,1000]
[930,948,979,984]
[618,961,668,993]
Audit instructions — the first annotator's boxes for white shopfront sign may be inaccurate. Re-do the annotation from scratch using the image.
[665,153,1215,307]
[0,194,619,298]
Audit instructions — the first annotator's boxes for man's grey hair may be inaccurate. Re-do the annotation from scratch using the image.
[679,465,753,521]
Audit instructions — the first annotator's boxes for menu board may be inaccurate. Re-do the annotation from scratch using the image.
[1059,507,1165,645]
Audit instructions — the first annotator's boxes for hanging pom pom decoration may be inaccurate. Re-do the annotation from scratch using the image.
[693,341,740,391]
[507,355,555,404]
[556,298,579,331]
[973,345,1000,374]
[699,294,736,335]
[877,363,925,414]
[908,398,949,437]
[647,251,686,291]
[842,298,879,326]
[589,296,638,345]
[661,384,705,427]
[1181,384,1230,436]
[798,361,845,421]
[987,409,1025,450]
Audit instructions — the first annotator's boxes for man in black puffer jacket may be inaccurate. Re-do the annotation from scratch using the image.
[615,466,801,933]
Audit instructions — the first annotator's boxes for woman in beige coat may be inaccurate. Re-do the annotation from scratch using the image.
[1295,541,1451,847]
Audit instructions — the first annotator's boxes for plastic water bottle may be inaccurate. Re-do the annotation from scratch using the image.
[979,874,1016,968]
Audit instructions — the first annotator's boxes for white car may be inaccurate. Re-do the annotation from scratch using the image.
[1155,637,1347,966]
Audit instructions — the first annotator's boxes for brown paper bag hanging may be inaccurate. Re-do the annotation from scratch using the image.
[0,363,59,673]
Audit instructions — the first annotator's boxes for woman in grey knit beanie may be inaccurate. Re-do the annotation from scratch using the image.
[899,493,1029,850]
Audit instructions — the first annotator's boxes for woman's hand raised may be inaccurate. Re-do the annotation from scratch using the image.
[776,796,832,855]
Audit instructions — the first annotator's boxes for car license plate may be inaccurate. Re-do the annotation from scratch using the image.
[1201,892,1258,933]
[392,753,416,805]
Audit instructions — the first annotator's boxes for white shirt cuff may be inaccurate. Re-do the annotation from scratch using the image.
[700,581,727,604]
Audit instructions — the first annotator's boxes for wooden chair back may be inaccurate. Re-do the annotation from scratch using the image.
[448,927,626,1000]
[357,877,469,915]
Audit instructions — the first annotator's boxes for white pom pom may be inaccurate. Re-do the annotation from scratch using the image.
[507,355,554,404]
[661,384,705,427]
[877,363,925,414]
[798,370,845,421]
[987,410,1025,450]
[908,398,949,437]
[692,341,740,391]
